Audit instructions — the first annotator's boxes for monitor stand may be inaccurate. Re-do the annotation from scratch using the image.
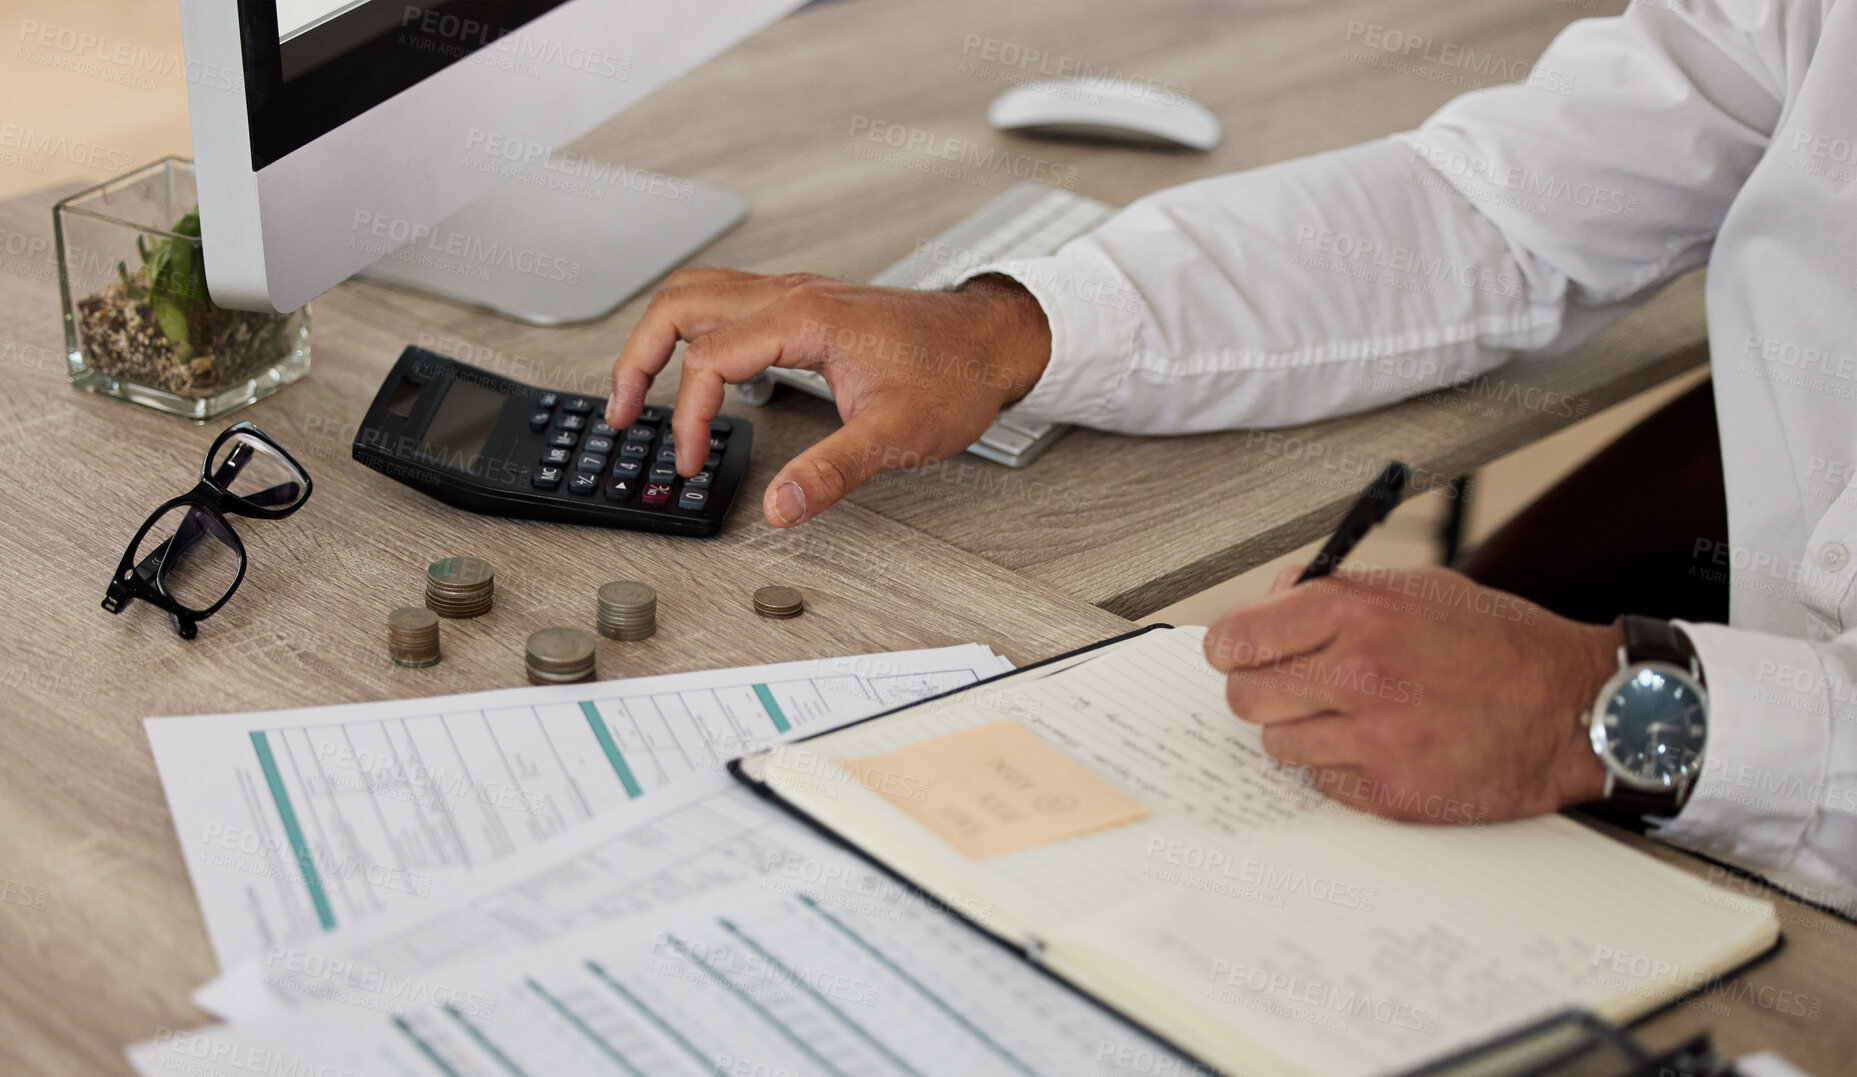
[355,156,746,327]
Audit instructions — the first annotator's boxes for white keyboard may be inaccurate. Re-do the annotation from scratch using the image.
[742,182,1116,467]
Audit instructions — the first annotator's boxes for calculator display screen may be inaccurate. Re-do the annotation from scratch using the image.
[384,376,422,418]
[420,379,504,468]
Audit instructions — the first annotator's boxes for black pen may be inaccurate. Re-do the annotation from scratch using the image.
[1295,461,1410,583]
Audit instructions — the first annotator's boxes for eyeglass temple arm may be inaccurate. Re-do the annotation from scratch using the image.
[213,442,253,486]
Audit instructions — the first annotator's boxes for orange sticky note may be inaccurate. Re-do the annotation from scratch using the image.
[839,720,1149,859]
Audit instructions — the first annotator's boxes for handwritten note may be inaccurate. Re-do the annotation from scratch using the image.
[840,720,1149,859]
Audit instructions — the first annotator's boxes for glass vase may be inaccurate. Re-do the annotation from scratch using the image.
[55,156,311,420]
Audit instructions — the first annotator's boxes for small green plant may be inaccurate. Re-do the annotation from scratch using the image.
[117,206,209,362]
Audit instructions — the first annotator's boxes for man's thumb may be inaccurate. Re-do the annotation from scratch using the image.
[763,424,891,527]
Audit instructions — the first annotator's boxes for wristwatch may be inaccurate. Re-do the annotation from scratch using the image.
[1582,615,1709,822]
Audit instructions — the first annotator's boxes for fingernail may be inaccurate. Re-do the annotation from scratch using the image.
[772,482,807,525]
[604,403,619,425]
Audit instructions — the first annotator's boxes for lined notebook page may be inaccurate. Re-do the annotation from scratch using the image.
[757,628,1777,1077]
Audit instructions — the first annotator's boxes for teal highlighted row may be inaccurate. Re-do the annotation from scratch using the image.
[753,684,791,733]
[249,730,336,930]
[579,701,642,798]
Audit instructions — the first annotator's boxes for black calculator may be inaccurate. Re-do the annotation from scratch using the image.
[352,346,752,536]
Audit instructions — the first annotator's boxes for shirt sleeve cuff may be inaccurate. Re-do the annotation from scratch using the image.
[1652,621,1831,870]
[951,254,1147,426]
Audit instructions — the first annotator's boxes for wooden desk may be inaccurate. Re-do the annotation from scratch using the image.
[2,0,1845,1075]
[0,176,1137,1075]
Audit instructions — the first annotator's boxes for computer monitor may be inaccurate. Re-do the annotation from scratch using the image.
[180,0,799,321]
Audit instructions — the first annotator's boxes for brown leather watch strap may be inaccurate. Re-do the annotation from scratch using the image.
[1618,614,1702,682]
[1601,783,1686,823]
[1587,616,1703,826]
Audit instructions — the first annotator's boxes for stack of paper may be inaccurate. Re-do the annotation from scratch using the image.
[155,775,1193,1076]
[135,641,1200,1077]
[146,644,1015,972]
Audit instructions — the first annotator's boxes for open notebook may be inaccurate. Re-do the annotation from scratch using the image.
[733,626,1779,1077]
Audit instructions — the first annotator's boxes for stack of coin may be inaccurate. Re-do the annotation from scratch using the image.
[752,585,805,619]
[425,556,495,618]
[596,581,657,640]
[386,607,441,668]
[525,626,597,685]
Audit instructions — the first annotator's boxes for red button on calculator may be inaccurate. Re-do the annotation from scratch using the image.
[641,482,672,506]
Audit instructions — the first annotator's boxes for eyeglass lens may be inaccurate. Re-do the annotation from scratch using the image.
[208,431,308,510]
[131,504,243,612]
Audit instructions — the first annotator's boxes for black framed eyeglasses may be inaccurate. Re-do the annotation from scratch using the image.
[103,421,313,639]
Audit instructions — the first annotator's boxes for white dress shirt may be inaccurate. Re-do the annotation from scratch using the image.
[967,0,1857,913]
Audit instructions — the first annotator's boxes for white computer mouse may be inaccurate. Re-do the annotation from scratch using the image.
[988,77,1220,151]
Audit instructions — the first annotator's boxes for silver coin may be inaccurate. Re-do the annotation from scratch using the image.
[428,557,494,589]
[527,667,595,685]
[387,607,441,667]
[428,584,492,599]
[388,607,439,634]
[426,593,492,619]
[425,588,487,602]
[753,585,804,617]
[598,621,656,641]
[598,581,656,610]
[525,626,598,672]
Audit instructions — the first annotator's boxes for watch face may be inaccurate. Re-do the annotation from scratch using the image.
[1592,662,1707,791]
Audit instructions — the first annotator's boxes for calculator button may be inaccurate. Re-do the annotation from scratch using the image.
[660,430,675,447]
[648,465,676,484]
[704,452,722,471]
[708,435,728,453]
[619,441,649,459]
[611,459,644,481]
[584,436,614,455]
[529,411,551,431]
[590,420,618,439]
[542,447,572,466]
[685,470,714,489]
[639,406,668,423]
[548,430,578,449]
[537,393,559,409]
[654,448,678,466]
[603,477,636,501]
[709,418,732,433]
[677,487,709,511]
[625,425,654,442]
[556,414,586,433]
[569,473,599,495]
[563,397,593,414]
[642,482,672,506]
[576,454,607,474]
[532,466,562,490]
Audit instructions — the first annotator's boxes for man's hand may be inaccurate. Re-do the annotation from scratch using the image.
[605,268,1051,527]
[1204,564,1620,824]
